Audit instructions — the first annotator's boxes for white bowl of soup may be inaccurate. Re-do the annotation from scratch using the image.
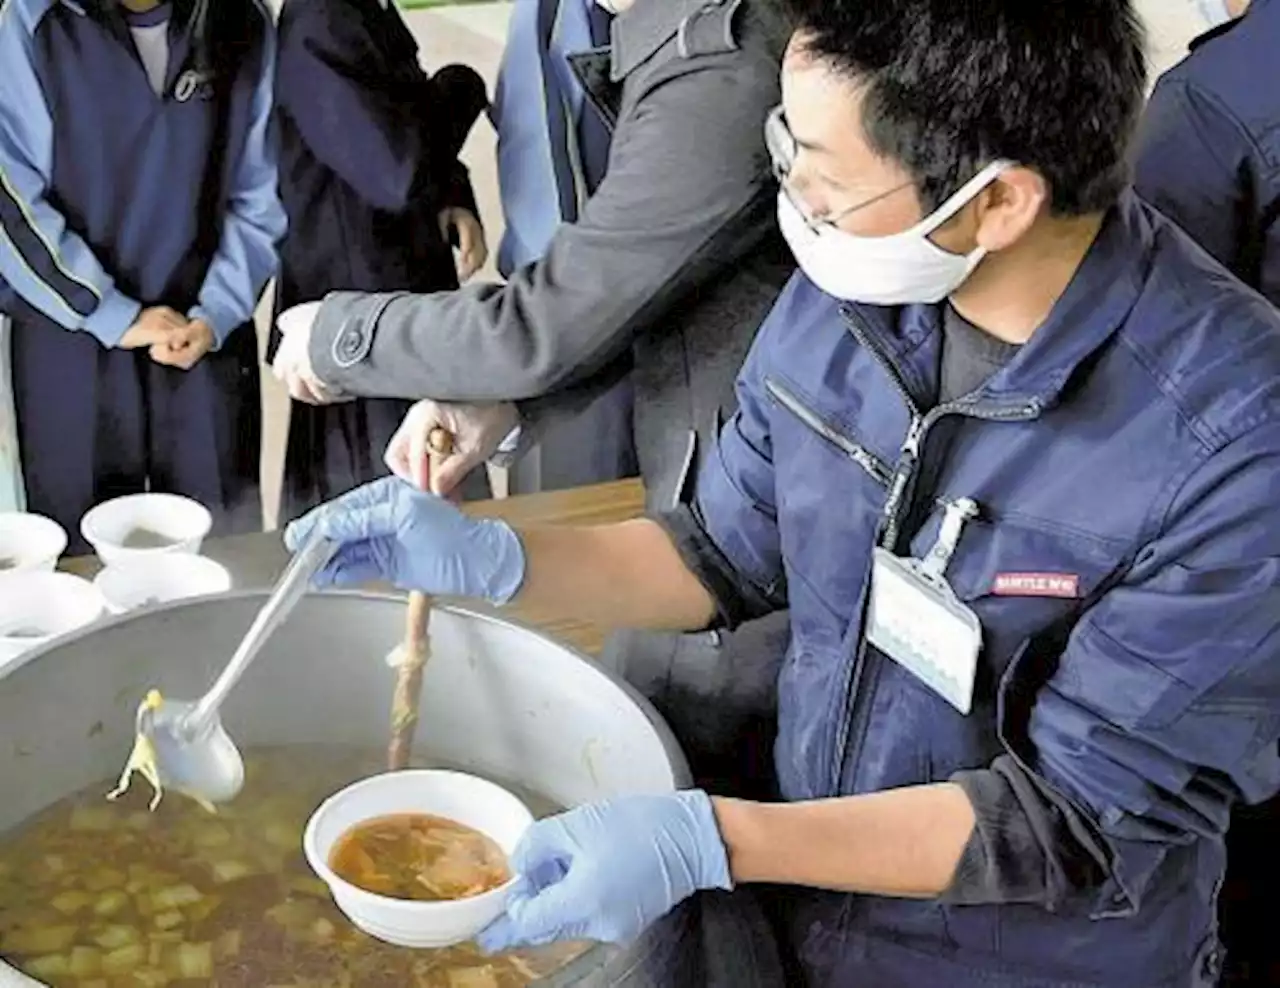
[80,494,212,566]
[303,769,533,949]
[0,512,67,573]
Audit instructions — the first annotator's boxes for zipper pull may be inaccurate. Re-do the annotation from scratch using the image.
[901,415,928,460]
[878,414,926,550]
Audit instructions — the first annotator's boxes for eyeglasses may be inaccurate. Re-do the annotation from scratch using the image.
[765,105,914,233]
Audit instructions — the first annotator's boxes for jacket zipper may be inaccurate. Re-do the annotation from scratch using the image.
[764,377,893,485]
[828,305,1043,794]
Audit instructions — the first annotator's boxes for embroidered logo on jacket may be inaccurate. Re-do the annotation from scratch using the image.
[992,573,1081,598]
[174,69,215,103]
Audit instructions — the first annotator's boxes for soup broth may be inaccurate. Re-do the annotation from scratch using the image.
[0,746,586,987]
[120,529,177,550]
[330,814,510,902]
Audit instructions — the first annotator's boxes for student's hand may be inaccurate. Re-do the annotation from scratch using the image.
[273,302,345,404]
[439,207,488,282]
[118,306,186,349]
[283,475,526,602]
[385,400,518,497]
[149,318,215,370]
[478,792,732,952]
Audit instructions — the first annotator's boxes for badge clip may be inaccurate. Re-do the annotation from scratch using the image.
[918,497,979,582]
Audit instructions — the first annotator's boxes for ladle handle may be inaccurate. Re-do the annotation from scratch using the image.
[190,534,336,729]
[387,426,452,770]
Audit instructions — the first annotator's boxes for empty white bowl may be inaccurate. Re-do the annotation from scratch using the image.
[0,512,68,572]
[303,770,533,949]
[94,555,233,615]
[80,494,212,566]
[0,571,104,672]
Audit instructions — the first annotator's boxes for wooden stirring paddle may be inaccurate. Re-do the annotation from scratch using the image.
[387,426,452,771]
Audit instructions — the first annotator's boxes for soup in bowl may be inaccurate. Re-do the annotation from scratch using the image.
[304,770,533,949]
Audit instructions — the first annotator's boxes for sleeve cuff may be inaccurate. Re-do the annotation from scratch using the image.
[653,503,785,631]
[188,305,236,350]
[443,162,478,216]
[309,290,404,389]
[943,757,1113,914]
[81,291,142,347]
[488,424,523,469]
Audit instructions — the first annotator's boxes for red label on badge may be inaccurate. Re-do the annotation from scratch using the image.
[992,573,1081,598]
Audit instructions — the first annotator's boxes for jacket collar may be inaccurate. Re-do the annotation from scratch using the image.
[570,0,748,124]
[609,0,789,81]
[855,191,1152,412]
[1188,0,1272,51]
[610,0,723,80]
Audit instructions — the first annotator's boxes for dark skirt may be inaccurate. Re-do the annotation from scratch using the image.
[11,316,261,551]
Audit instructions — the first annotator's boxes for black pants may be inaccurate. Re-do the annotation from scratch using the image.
[1221,798,1280,984]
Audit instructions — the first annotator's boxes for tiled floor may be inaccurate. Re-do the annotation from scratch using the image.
[258,0,1212,527]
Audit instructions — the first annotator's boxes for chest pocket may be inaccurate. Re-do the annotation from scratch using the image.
[767,378,891,625]
[904,505,1132,694]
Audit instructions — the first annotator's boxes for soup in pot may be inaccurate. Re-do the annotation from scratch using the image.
[0,746,585,987]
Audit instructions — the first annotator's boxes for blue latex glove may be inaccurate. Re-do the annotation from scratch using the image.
[479,791,732,952]
[282,476,526,603]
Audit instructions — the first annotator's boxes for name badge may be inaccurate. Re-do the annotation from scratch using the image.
[865,498,983,715]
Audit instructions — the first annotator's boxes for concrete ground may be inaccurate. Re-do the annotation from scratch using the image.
[257,0,1210,528]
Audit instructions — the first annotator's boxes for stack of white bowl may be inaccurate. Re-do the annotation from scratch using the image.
[80,493,231,615]
[0,494,233,673]
[0,511,99,673]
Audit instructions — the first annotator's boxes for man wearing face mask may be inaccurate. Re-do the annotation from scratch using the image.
[1136,0,1276,309]
[284,0,1280,984]
[1135,2,1279,982]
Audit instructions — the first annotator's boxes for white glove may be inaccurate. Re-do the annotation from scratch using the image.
[385,399,520,496]
[273,301,346,405]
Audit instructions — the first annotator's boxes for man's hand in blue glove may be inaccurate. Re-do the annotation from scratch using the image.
[478,791,732,951]
[283,476,526,603]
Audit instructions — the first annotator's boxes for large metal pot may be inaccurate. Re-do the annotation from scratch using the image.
[0,592,694,986]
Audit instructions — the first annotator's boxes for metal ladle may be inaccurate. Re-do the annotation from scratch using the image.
[123,534,337,807]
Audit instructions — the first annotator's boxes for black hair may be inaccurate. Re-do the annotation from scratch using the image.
[785,0,1148,216]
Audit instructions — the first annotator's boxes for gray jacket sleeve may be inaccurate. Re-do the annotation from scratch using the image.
[507,352,631,457]
[307,5,783,402]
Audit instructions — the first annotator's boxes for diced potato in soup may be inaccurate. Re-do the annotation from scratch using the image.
[0,747,586,986]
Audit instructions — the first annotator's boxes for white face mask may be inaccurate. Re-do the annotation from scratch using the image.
[1193,0,1235,27]
[777,160,1012,306]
